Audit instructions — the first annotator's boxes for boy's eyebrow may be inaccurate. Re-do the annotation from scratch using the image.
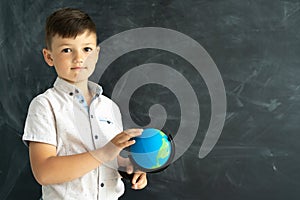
[57,43,96,47]
[58,43,72,47]
[83,43,96,46]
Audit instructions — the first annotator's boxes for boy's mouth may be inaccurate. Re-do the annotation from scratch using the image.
[71,66,87,70]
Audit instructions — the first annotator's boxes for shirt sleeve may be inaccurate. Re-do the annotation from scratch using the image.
[22,95,57,147]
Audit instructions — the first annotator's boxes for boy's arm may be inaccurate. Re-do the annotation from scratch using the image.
[29,142,99,185]
[29,129,142,186]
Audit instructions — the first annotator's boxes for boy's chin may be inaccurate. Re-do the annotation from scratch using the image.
[60,76,89,84]
[67,73,94,83]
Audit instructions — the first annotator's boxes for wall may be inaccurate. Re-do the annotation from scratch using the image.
[1,0,300,199]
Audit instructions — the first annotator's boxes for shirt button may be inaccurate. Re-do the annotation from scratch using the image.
[69,92,73,96]
[90,115,94,118]
[75,89,79,93]
[95,135,98,139]
[100,183,104,187]
[80,99,84,103]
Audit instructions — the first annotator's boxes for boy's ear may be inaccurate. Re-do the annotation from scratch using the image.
[42,48,54,66]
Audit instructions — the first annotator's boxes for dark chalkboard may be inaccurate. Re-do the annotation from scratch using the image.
[1,0,300,199]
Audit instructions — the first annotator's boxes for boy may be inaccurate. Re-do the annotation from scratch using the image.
[22,8,147,199]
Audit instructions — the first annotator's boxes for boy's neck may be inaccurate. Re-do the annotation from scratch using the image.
[72,79,93,105]
[60,77,89,96]
[59,77,92,103]
[73,79,89,93]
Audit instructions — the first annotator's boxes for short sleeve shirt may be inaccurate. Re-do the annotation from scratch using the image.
[23,77,125,200]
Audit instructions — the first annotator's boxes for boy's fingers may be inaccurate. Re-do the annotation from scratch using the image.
[118,129,143,143]
[124,129,143,137]
[131,172,147,189]
[112,138,135,148]
[131,172,144,184]
[131,173,139,185]
[111,129,143,148]
[123,139,136,148]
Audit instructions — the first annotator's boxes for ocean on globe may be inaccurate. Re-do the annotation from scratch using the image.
[130,128,174,172]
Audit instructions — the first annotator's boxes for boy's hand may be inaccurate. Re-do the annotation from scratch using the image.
[89,129,143,164]
[111,129,143,149]
[131,171,147,190]
[118,157,147,190]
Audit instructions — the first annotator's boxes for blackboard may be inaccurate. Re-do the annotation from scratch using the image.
[1,0,300,199]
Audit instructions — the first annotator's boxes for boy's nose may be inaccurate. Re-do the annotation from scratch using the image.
[73,51,84,63]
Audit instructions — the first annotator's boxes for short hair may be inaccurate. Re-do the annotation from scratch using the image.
[45,8,97,49]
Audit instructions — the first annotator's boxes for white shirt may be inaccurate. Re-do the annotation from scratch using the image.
[23,77,125,200]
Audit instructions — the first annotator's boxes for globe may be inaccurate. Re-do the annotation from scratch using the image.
[129,128,175,173]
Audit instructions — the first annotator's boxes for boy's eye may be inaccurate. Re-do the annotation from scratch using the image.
[84,47,93,52]
[62,48,71,53]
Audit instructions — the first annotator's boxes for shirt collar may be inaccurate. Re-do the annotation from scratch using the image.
[53,77,103,97]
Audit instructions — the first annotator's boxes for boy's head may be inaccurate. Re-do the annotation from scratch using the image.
[43,8,99,84]
[45,8,96,50]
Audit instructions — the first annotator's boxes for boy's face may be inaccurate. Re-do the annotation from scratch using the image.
[43,30,99,84]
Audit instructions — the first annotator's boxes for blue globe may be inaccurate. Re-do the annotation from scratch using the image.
[130,128,174,172]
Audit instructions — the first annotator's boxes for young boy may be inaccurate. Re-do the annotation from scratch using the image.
[22,8,147,199]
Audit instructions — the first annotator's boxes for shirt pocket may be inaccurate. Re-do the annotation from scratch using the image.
[98,116,122,142]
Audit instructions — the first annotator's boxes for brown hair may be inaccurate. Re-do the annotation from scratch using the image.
[45,8,97,49]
